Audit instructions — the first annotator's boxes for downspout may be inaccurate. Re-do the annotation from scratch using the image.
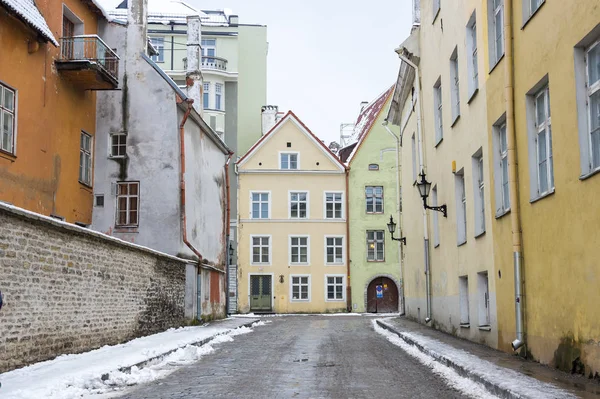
[224,151,234,315]
[398,54,431,323]
[504,0,525,351]
[345,168,352,312]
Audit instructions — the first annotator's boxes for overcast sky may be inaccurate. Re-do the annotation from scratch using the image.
[186,0,413,144]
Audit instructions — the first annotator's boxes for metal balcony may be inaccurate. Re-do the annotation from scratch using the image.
[56,35,119,90]
[201,56,228,71]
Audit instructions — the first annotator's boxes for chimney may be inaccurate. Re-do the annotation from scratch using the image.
[186,15,203,115]
[413,0,421,26]
[127,0,148,56]
[228,15,239,26]
[261,105,279,135]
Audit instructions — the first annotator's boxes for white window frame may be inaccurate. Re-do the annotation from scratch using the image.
[289,235,310,265]
[280,152,299,170]
[365,186,384,214]
[324,235,345,265]
[472,151,486,236]
[324,191,344,219]
[523,0,544,23]
[109,132,126,158]
[0,83,16,155]
[215,83,223,111]
[201,38,216,59]
[79,131,93,186]
[587,40,600,172]
[493,119,510,216]
[250,191,271,219]
[325,275,346,302]
[466,13,479,99]
[450,48,461,123]
[366,230,385,262]
[432,186,440,247]
[459,275,470,325]
[289,191,309,219]
[488,0,504,69]
[290,274,311,302]
[477,271,491,327]
[149,37,164,63]
[203,82,210,110]
[533,85,554,197]
[250,235,272,266]
[433,78,443,144]
[455,169,467,245]
[116,181,140,227]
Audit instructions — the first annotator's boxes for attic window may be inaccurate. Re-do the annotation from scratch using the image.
[287,142,292,148]
[368,164,380,171]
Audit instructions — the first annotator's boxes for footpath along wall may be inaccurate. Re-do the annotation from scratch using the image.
[0,203,189,373]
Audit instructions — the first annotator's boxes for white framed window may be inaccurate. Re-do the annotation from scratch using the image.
[149,37,164,63]
[289,235,309,265]
[325,236,344,264]
[477,271,491,327]
[250,235,271,265]
[466,13,479,98]
[215,83,223,111]
[459,275,470,325]
[531,85,554,197]
[472,151,486,236]
[455,169,467,245]
[365,186,383,213]
[493,120,510,215]
[290,275,310,301]
[432,186,440,247]
[116,181,139,227]
[366,230,385,261]
[488,0,504,68]
[433,0,441,20]
[325,275,345,301]
[250,191,270,219]
[523,0,544,22]
[588,40,600,171]
[289,191,308,219]
[433,78,443,144]
[79,131,92,186]
[450,48,460,123]
[201,38,216,60]
[324,192,343,219]
[203,82,210,110]
[280,152,299,169]
[110,132,126,158]
[1,83,16,154]
[411,133,418,180]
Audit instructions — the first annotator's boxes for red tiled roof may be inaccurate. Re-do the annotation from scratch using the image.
[354,86,394,142]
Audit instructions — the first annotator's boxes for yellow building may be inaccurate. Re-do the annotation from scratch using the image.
[236,112,349,313]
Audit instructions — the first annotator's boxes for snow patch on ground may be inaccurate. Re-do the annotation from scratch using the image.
[372,320,499,399]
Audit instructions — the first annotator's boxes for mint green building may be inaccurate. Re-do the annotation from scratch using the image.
[339,87,403,313]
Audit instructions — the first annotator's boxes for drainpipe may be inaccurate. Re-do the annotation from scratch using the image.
[345,168,352,312]
[225,151,234,315]
[504,0,525,352]
[397,54,431,324]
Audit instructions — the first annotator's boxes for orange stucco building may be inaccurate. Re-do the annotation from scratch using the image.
[0,0,117,224]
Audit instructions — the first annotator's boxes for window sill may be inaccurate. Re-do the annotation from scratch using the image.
[457,240,467,247]
[489,54,505,74]
[367,260,386,263]
[474,230,486,239]
[467,88,479,104]
[114,227,139,233]
[460,323,470,329]
[495,208,511,219]
[432,7,441,24]
[326,263,345,266]
[434,137,443,148]
[580,167,600,181]
[325,299,345,302]
[479,325,492,331]
[250,263,271,267]
[289,263,310,267]
[521,1,545,30]
[529,188,555,204]
[290,299,310,302]
[0,150,16,162]
[434,243,440,248]
[365,212,385,215]
[79,182,93,192]
[451,114,461,128]
[108,155,126,160]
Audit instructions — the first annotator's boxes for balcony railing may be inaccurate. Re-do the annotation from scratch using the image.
[59,35,119,81]
[201,56,228,71]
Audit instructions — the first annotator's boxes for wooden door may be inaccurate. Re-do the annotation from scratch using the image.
[367,277,398,313]
[62,16,75,58]
[250,275,272,311]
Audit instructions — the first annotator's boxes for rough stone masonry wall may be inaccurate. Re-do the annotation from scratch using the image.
[0,205,188,373]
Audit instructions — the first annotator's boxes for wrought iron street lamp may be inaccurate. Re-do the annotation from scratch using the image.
[387,215,406,245]
[416,171,447,217]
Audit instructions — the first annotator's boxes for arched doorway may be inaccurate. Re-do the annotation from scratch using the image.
[367,277,399,313]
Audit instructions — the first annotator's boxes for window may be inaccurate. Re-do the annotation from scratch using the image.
[488,0,504,68]
[215,83,223,111]
[95,195,104,207]
[250,192,269,219]
[493,121,510,215]
[79,131,92,186]
[472,153,486,235]
[289,236,309,265]
[290,192,308,218]
[251,236,270,264]
[524,0,543,22]
[326,275,345,301]
[280,152,299,169]
[0,84,15,154]
[432,186,440,247]
[368,163,379,171]
[149,37,164,63]
[412,133,417,181]
[203,82,210,110]
[291,275,310,301]
[433,0,441,20]
[477,272,491,327]
[455,170,467,245]
[366,230,385,261]
[116,182,139,227]
[324,192,343,219]
[325,236,344,264]
[466,14,479,98]
[588,41,600,171]
[434,78,443,144]
[450,48,460,122]
[110,132,126,158]
[531,85,554,196]
[459,276,470,325]
[201,38,216,61]
[365,186,383,213]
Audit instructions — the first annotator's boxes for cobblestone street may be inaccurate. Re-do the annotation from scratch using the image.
[118,316,469,399]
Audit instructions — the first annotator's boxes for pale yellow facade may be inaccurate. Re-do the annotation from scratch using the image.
[236,113,349,313]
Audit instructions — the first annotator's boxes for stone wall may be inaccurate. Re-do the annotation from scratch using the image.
[0,204,189,373]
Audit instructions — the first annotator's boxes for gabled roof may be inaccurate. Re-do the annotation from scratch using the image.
[237,111,348,172]
[0,0,58,46]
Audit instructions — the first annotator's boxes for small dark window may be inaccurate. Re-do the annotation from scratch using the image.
[368,164,379,171]
[287,142,292,148]
[95,195,105,207]
[316,162,320,166]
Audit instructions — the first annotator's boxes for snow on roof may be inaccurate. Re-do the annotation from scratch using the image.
[0,0,58,46]
[106,0,208,24]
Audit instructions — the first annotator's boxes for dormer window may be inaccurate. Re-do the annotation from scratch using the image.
[280,152,299,170]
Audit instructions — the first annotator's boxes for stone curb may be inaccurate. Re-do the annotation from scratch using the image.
[376,319,525,399]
